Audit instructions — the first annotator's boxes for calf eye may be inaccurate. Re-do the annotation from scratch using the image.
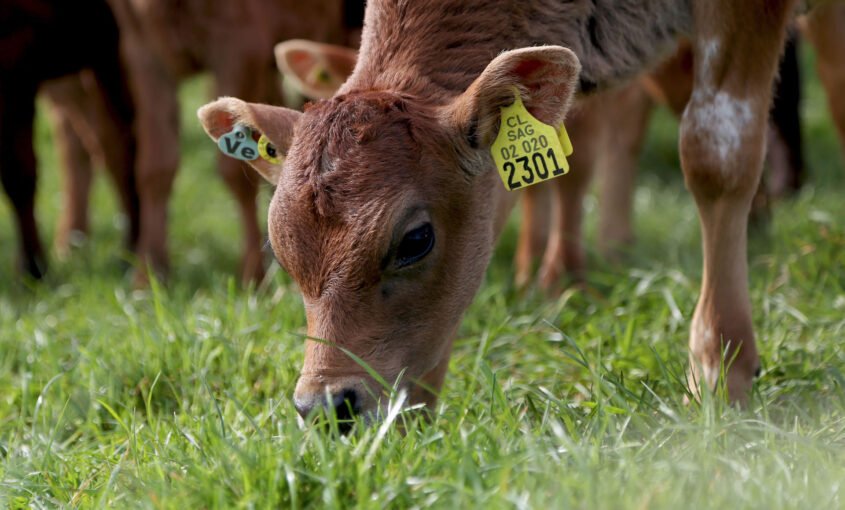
[396,223,434,268]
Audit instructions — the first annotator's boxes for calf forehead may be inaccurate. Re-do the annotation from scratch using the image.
[270,171,402,299]
[269,93,433,297]
[280,92,429,212]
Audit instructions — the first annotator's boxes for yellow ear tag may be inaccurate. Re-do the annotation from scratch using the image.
[308,65,332,85]
[491,88,571,191]
[558,123,573,157]
[258,134,282,165]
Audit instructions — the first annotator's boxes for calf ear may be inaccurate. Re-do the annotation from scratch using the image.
[445,46,581,157]
[197,97,301,184]
[275,39,357,100]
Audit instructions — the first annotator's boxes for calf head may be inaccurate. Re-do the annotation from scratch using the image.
[198,46,580,423]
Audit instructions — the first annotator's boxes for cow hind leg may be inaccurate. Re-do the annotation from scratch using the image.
[216,155,264,285]
[47,97,94,258]
[514,184,551,290]
[681,0,796,404]
[596,82,654,259]
[803,3,845,161]
[90,57,141,254]
[765,28,804,198]
[213,54,276,285]
[130,55,180,286]
[0,87,46,278]
[536,97,600,291]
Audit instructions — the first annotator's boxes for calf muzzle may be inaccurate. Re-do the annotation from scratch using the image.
[294,381,363,433]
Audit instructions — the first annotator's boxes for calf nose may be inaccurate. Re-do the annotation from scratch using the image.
[294,388,360,429]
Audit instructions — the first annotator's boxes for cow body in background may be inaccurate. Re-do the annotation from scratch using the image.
[0,0,138,279]
[103,0,358,284]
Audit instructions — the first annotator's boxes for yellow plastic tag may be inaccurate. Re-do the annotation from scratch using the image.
[491,88,571,191]
[258,134,282,165]
[558,123,573,157]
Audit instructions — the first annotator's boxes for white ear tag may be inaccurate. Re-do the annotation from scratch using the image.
[218,124,259,161]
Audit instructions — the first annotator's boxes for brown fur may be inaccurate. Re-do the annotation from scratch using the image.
[0,0,137,279]
[200,0,832,418]
[49,0,355,285]
[519,27,811,281]
[44,72,141,259]
[802,4,845,156]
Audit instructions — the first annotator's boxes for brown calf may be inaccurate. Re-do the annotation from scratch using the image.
[200,0,822,421]
[0,0,138,279]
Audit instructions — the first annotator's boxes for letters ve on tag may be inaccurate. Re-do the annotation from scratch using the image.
[218,124,259,161]
[491,88,572,191]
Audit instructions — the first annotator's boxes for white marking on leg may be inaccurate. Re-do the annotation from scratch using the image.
[688,92,753,164]
[692,320,718,386]
[699,39,720,83]
[684,38,754,166]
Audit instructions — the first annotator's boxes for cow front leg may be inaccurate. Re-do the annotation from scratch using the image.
[681,0,795,404]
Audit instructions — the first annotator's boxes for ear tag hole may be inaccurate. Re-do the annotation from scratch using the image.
[258,134,283,165]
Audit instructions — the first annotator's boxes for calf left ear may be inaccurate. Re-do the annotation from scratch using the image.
[197,97,301,184]
[275,39,357,100]
[445,46,581,159]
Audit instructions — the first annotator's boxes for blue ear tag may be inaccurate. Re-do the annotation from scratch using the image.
[218,124,259,161]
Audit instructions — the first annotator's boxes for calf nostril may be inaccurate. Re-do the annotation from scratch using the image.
[295,389,359,428]
[331,389,359,422]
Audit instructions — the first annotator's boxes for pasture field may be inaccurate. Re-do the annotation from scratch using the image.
[1,48,844,508]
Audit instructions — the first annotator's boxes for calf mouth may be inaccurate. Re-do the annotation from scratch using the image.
[292,372,433,433]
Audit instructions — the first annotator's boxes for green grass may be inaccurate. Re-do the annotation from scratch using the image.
[2,46,845,508]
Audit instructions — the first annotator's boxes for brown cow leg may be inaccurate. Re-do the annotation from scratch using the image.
[213,57,272,285]
[46,68,139,260]
[803,4,845,160]
[47,96,94,258]
[681,0,795,405]
[766,29,804,198]
[128,49,179,286]
[514,184,551,290]
[537,97,600,291]
[89,56,140,254]
[216,155,265,285]
[0,85,46,278]
[596,82,655,259]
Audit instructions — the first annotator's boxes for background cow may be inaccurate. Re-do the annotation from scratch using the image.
[0,0,138,279]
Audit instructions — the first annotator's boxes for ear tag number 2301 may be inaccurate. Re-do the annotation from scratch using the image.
[491,88,573,191]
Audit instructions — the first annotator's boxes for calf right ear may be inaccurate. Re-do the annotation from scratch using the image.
[444,46,581,169]
[197,97,301,184]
